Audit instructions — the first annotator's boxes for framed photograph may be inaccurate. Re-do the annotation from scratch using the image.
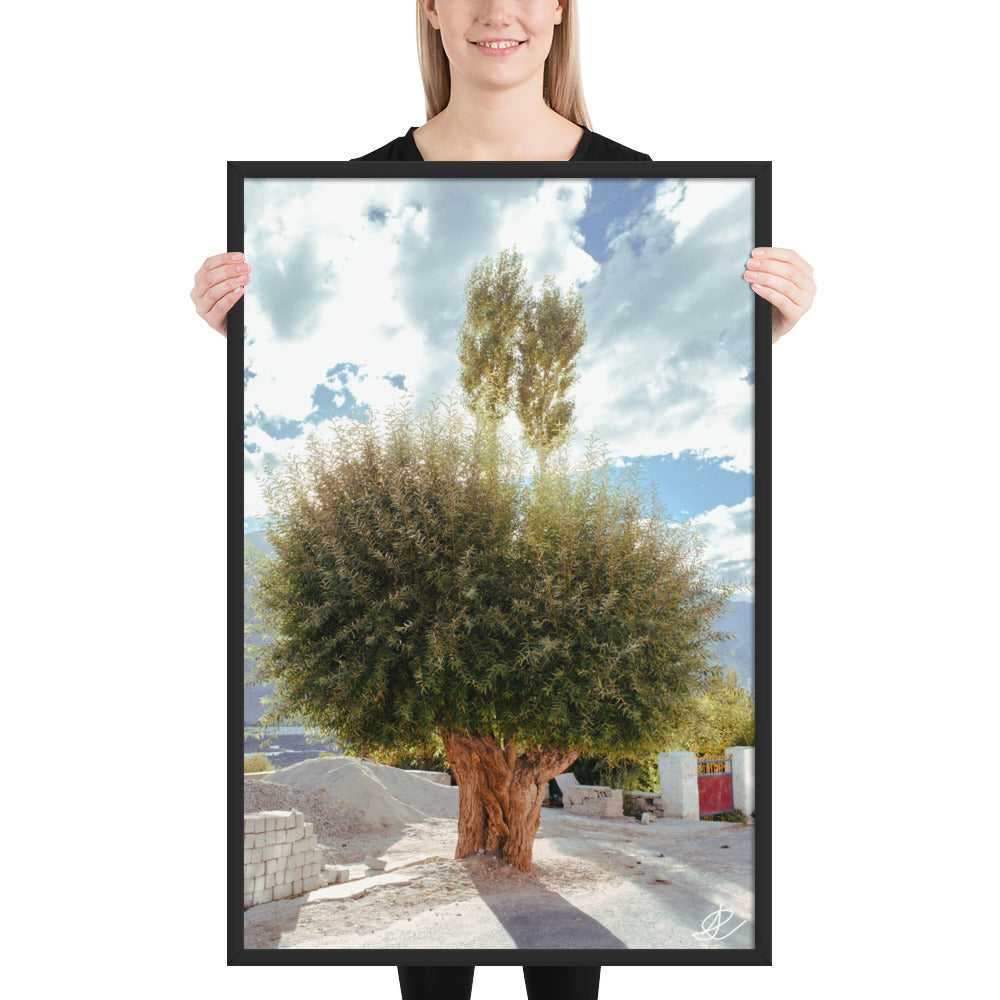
[231,160,771,965]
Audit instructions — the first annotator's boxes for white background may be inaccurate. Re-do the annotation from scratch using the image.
[3,0,996,992]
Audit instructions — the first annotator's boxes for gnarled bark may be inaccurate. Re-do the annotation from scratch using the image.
[440,727,581,872]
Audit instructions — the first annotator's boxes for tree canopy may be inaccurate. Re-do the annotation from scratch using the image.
[246,397,734,765]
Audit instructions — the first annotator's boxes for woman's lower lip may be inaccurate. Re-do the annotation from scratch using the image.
[469,41,525,57]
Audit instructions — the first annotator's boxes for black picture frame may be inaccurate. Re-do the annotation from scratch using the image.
[229,159,771,966]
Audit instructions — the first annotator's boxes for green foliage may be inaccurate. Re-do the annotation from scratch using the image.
[663,665,755,757]
[372,743,451,775]
[515,275,587,468]
[571,753,660,792]
[622,793,643,819]
[247,396,524,754]
[457,247,530,428]
[513,436,735,757]
[246,397,734,764]
[702,808,749,825]
[243,752,275,773]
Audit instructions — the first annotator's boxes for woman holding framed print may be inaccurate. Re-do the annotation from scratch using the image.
[191,1,815,344]
[204,2,816,997]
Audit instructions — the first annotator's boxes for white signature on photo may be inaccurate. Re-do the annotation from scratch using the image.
[692,904,748,941]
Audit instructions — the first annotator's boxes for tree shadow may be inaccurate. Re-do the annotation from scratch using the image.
[465,865,628,950]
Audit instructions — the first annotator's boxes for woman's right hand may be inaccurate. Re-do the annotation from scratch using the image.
[190,252,251,338]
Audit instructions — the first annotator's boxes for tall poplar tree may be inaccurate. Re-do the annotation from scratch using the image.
[456,247,530,447]
[458,249,587,471]
[515,275,586,470]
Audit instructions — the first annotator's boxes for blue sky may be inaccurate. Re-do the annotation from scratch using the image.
[244,176,755,600]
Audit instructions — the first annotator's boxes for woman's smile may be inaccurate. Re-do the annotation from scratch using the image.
[469,38,527,56]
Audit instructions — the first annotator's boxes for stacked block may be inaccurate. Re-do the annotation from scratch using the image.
[561,784,624,818]
[243,809,324,908]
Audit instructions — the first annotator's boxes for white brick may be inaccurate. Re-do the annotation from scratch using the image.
[244,893,254,908]
[264,830,276,846]
[266,859,278,875]
[247,861,265,878]
[254,875,265,892]
[262,845,280,861]
[303,875,320,892]
[265,873,274,889]
[274,883,292,900]
[288,826,303,842]
[303,822,314,837]
[252,888,270,906]
[291,879,302,895]
[293,812,304,828]
[252,817,266,834]
[250,848,262,864]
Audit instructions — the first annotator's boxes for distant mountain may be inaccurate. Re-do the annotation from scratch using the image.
[711,599,754,692]
[242,533,756,724]
[244,531,275,725]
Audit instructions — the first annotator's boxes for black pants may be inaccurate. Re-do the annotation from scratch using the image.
[397,966,600,1000]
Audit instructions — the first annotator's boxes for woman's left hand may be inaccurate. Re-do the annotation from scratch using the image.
[743,248,816,344]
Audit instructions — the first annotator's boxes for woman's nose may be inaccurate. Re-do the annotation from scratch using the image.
[478,3,513,27]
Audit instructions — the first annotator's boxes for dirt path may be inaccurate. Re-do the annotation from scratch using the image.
[243,809,754,950]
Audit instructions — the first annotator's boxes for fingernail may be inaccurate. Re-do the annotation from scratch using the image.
[747,259,759,268]
[752,248,765,257]
[229,252,244,262]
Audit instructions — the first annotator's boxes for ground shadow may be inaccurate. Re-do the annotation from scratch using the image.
[465,865,628,949]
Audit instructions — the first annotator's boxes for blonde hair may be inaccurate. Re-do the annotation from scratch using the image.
[415,0,592,130]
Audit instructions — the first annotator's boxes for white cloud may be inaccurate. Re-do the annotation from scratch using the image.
[687,497,755,596]
[571,177,755,471]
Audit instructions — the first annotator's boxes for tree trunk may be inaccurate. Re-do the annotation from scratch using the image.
[440,727,581,872]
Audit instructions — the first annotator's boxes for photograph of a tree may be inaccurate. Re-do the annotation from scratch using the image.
[247,250,735,873]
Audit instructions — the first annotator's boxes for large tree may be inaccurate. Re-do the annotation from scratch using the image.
[247,401,733,871]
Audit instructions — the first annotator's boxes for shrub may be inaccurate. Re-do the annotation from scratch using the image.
[571,753,660,792]
[701,808,748,824]
[622,793,644,819]
[244,752,275,773]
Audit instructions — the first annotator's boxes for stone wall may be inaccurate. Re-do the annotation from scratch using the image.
[561,784,624,818]
[243,809,323,908]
